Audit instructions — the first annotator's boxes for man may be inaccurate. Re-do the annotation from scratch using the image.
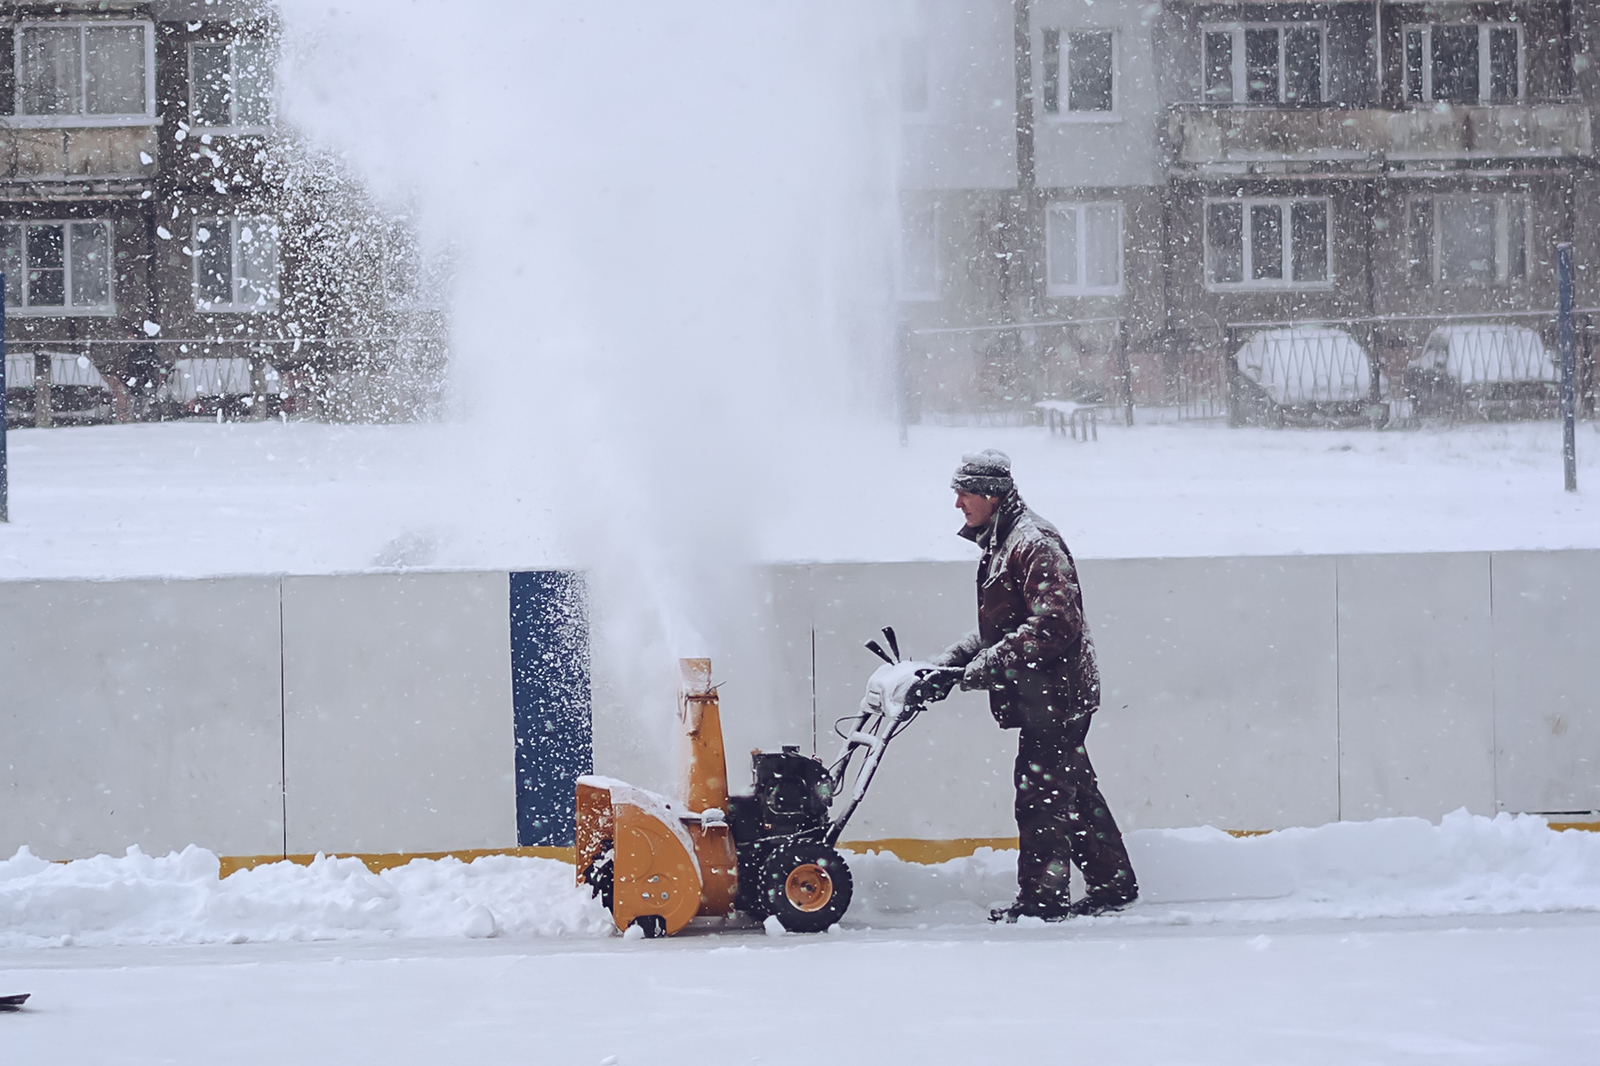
[933,449,1138,921]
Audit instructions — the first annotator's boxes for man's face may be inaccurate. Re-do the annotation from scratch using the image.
[955,491,1000,528]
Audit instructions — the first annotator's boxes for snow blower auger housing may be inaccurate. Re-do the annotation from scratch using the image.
[576,633,959,937]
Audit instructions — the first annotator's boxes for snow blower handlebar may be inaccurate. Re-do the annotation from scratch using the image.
[821,628,961,847]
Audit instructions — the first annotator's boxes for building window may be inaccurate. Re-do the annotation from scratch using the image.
[13,21,155,123]
[1046,202,1122,295]
[1404,25,1522,104]
[1408,196,1527,285]
[897,204,939,301]
[1202,24,1324,105]
[193,217,279,312]
[0,221,113,313]
[1205,197,1330,288]
[1042,29,1115,116]
[190,40,273,129]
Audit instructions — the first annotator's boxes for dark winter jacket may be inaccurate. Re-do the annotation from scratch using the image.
[936,488,1100,731]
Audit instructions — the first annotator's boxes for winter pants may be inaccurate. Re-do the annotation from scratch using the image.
[1013,717,1137,911]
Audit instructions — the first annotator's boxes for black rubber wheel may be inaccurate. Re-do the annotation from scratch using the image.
[759,840,852,933]
[581,841,615,912]
[629,914,667,938]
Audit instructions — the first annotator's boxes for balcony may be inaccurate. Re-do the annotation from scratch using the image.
[0,124,159,195]
[1170,103,1593,173]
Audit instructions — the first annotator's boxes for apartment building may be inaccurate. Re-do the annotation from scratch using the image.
[900,0,1597,420]
[1,1,442,427]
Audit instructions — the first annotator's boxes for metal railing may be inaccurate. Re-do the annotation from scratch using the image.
[898,317,1134,430]
[1,333,449,425]
[1222,311,1595,428]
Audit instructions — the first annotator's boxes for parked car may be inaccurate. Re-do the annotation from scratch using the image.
[163,357,282,420]
[1403,325,1559,422]
[3,352,113,426]
[1230,327,1385,428]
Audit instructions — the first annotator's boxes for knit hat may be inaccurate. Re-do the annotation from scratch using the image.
[950,449,1013,497]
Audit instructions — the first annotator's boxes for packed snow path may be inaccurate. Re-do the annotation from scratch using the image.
[2,915,1597,1065]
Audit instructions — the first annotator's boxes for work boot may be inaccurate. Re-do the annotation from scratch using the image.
[1066,888,1138,918]
[987,899,1071,924]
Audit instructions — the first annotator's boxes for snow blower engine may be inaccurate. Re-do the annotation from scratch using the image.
[575,629,958,936]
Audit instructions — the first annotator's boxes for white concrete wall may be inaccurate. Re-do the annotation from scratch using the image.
[280,573,517,854]
[1491,551,1600,814]
[4,552,1597,862]
[1336,553,1496,820]
[733,552,1599,840]
[1086,556,1340,832]
[0,577,284,861]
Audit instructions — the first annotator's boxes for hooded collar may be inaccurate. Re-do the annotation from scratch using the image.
[957,487,1025,552]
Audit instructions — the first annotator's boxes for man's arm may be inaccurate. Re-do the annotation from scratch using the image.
[931,629,984,668]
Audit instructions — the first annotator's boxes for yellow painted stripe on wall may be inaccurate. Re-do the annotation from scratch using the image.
[836,837,1019,863]
[207,820,1600,877]
[217,846,576,879]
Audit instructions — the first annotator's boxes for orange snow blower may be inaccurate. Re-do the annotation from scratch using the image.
[576,635,959,937]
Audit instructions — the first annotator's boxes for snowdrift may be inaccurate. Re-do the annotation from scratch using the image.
[849,809,1600,925]
[2,812,1595,948]
[0,848,614,948]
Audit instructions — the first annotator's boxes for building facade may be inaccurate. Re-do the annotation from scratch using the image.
[0,0,443,427]
[900,0,1598,422]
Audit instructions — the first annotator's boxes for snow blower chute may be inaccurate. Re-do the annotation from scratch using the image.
[575,632,959,936]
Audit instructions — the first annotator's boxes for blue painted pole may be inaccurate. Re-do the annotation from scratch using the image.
[1557,243,1578,493]
[1,272,8,523]
[509,570,592,847]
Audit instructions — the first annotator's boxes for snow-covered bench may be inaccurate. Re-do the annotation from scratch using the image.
[1036,399,1114,441]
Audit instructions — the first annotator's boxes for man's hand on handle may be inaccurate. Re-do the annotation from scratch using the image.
[906,666,963,708]
[960,648,997,691]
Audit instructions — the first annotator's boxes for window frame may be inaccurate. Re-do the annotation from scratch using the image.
[1402,23,1524,105]
[1407,194,1529,286]
[1041,27,1120,122]
[1203,195,1334,291]
[1200,22,1328,107]
[10,20,158,127]
[0,219,117,316]
[190,215,280,313]
[187,38,275,132]
[1045,200,1125,297]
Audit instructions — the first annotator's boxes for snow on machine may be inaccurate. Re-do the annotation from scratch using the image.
[575,629,958,936]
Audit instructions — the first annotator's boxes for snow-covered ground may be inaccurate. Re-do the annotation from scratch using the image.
[0,418,1595,581]
[2,813,1597,1063]
[1,916,1595,1065]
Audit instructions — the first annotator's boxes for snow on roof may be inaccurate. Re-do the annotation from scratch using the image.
[1234,327,1372,406]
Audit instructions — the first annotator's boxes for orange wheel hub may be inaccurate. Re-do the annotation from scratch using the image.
[784,863,834,912]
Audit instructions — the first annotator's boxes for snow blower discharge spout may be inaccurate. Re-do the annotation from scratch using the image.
[575,637,960,936]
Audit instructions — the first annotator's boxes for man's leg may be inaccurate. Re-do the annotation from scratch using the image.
[1011,727,1077,915]
[1054,717,1138,905]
